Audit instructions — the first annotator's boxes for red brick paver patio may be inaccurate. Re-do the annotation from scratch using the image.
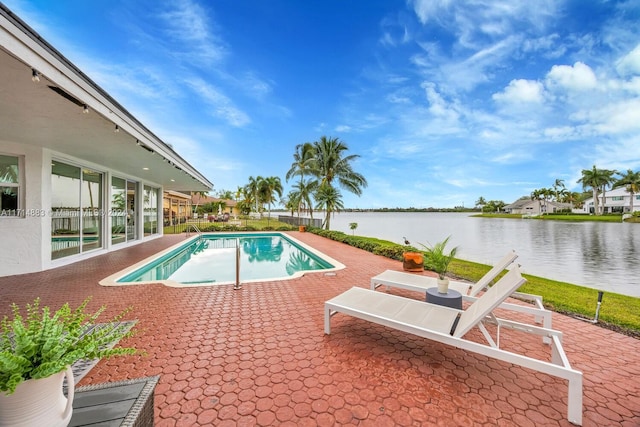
[1,232,639,426]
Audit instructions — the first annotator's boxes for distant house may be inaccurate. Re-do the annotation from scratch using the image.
[504,199,571,215]
[163,191,193,226]
[0,5,213,277]
[581,187,640,214]
[191,194,239,217]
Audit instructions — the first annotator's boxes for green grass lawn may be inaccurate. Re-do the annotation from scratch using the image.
[474,213,628,222]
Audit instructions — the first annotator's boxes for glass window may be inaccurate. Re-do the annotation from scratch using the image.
[0,154,20,217]
[82,169,102,252]
[143,185,159,236]
[51,161,104,260]
[51,162,81,259]
[127,181,138,241]
[111,177,126,244]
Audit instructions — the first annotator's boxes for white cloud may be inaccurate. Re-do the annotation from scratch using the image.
[158,0,227,64]
[493,79,545,104]
[545,62,598,92]
[616,44,640,77]
[185,78,250,127]
[335,125,352,133]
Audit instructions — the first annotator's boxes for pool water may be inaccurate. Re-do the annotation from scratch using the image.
[116,233,337,285]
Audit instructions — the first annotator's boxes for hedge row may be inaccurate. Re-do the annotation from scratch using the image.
[308,227,438,269]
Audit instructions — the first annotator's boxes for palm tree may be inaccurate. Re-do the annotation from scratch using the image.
[599,169,618,214]
[286,142,317,222]
[309,136,367,229]
[190,191,209,216]
[530,189,543,214]
[552,179,566,202]
[315,184,343,230]
[291,179,317,219]
[613,169,640,213]
[245,176,263,216]
[259,176,283,225]
[217,189,234,200]
[577,165,612,215]
[475,197,486,212]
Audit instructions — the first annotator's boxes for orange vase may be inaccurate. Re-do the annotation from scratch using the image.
[402,252,424,272]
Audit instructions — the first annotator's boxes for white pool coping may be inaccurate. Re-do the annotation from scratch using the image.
[99,232,346,288]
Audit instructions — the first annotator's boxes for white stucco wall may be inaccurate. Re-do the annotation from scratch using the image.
[0,140,46,276]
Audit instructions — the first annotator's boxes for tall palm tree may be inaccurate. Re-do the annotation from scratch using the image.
[613,169,640,213]
[309,136,367,229]
[315,183,343,230]
[259,176,283,225]
[286,142,316,222]
[245,176,263,216]
[599,169,618,214]
[475,196,486,212]
[577,165,616,215]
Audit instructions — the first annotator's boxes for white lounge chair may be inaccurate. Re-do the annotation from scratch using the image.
[371,251,549,333]
[325,266,583,425]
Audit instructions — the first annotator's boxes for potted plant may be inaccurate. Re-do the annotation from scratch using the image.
[401,237,424,272]
[421,236,458,293]
[0,297,138,427]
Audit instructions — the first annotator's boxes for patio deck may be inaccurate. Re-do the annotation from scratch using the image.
[0,232,638,426]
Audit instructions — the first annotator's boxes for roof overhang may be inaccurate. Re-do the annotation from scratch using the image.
[0,4,213,192]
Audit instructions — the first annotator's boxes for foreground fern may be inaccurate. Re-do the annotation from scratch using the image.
[0,298,138,394]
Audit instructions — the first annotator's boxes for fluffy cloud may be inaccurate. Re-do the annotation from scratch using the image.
[493,79,545,104]
[545,62,597,92]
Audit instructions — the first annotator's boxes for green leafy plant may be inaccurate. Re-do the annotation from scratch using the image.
[420,236,459,280]
[0,298,138,395]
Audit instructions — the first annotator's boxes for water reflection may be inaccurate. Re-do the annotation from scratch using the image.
[330,212,640,297]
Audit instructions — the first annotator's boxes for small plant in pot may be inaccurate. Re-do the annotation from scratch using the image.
[0,297,139,427]
[401,237,424,272]
[420,236,458,293]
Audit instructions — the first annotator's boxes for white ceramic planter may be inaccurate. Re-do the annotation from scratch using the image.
[0,366,74,427]
[437,278,450,294]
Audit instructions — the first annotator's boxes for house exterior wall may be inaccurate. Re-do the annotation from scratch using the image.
[581,188,640,214]
[0,140,166,277]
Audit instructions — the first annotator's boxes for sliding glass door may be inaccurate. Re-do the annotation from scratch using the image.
[51,161,103,260]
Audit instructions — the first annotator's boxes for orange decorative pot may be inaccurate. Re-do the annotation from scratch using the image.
[402,252,424,272]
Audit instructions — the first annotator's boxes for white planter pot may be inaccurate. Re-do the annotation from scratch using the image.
[0,366,74,427]
[437,278,449,294]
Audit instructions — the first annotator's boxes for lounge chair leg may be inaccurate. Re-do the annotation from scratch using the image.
[324,307,332,335]
[567,372,583,425]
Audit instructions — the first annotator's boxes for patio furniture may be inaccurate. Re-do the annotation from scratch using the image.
[69,376,158,427]
[325,266,583,425]
[371,251,550,336]
[425,287,462,309]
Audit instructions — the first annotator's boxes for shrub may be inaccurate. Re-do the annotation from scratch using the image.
[0,298,138,394]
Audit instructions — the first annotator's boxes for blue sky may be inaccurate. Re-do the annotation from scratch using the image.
[6,0,640,208]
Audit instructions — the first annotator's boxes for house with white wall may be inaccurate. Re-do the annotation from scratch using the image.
[0,5,213,276]
[581,187,640,214]
[503,198,571,215]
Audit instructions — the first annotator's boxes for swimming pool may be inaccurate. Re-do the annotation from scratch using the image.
[100,232,344,287]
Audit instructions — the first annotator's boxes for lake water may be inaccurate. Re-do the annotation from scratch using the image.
[326,212,640,297]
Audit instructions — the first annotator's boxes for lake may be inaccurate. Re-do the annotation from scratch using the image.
[326,212,640,298]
